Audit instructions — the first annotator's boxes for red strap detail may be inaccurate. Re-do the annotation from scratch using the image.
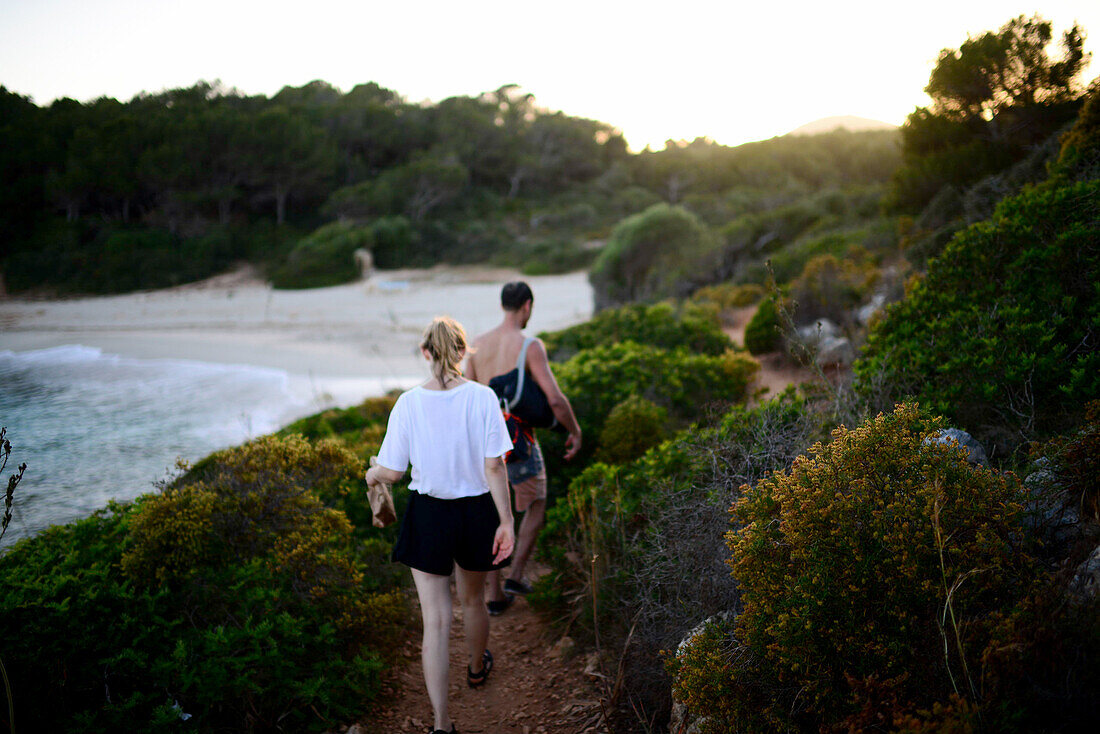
[502,412,535,463]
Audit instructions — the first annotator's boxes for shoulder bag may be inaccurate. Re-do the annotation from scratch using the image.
[488,337,564,431]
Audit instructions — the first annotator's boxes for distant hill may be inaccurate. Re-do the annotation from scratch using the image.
[787,115,897,136]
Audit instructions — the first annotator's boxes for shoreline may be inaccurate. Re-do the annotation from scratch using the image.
[0,266,593,547]
[0,265,594,385]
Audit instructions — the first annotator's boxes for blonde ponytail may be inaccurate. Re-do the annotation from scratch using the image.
[420,316,470,386]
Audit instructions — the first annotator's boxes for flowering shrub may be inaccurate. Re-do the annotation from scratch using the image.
[1,435,407,732]
[673,402,1036,731]
[537,393,819,725]
[125,435,365,580]
[276,396,401,539]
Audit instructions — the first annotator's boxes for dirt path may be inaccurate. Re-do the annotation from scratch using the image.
[358,568,605,734]
[724,305,817,401]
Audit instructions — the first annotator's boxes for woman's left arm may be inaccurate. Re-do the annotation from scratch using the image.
[484,455,515,563]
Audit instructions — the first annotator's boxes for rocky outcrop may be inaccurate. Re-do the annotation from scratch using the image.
[1021,457,1095,566]
[669,613,733,734]
[1070,544,1100,602]
[794,318,855,369]
[926,428,990,467]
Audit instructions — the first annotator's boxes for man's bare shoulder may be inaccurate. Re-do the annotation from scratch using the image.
[471,325,505,351]
[469,330,492,350]
[527,336,550,360]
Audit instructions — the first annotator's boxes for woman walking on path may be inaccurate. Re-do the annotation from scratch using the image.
[366,317,515,734]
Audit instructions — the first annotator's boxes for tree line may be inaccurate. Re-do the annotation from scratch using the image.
[0,78,899,293]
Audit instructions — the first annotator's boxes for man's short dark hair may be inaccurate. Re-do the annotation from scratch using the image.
[501,281,534,311]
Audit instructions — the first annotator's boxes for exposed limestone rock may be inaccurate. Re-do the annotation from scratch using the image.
[926,427,990,467]
[1070,545,1100,602]
[669,613,734,734]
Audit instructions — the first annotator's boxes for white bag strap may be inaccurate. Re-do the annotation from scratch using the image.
[508,337,535,410]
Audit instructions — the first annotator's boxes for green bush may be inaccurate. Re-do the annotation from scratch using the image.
[540,300,731,362]
[536,392,819,725]
[718,198,827,262]
[554,341,757,439]
[99,229,188,291]
[2,222,249,294]
[538,339,757,500]
[275,395,410,542]
[672,402,1036,731]
[369,215,417,268]
[270,220,371,289]
[856,180,1100,450]
[765,222,893,285]
[1051,87,1100,182]
[278,395,396,443]
[589,203,715,308]
[743,297,781,354]
[595,395,668,464]
[788,252,877,325]
[518,236,597,275]
[0,434,407,732]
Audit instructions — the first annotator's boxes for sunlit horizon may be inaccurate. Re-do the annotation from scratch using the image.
[1,0,1097,150]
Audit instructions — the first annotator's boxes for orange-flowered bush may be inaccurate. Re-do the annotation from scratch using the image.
[673,402,1036,731]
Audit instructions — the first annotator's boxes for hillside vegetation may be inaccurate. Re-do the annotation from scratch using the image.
[0,77,897,293]
[2,12,1098,734]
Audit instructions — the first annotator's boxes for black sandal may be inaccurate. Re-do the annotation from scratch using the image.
[427,726,457,734]
[466,649,493,688]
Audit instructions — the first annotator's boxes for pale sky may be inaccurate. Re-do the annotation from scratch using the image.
[1,1,1097,149]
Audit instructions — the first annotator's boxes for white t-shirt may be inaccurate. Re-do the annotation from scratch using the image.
[376,380,513,499]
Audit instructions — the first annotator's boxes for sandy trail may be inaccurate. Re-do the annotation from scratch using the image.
[723,305,817,400]
[361,567,604,734]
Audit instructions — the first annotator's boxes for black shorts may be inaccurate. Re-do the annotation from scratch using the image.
[391,491,511,576]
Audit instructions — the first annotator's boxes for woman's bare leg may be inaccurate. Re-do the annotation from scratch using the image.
[455,566,490,672]
[411,568,453,731]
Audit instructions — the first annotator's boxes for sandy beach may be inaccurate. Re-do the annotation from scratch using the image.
[0,265,594,402]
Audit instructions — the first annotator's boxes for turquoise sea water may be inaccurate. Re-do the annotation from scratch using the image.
[0,345,401,547]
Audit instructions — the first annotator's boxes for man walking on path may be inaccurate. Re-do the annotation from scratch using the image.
[465,281,582,614]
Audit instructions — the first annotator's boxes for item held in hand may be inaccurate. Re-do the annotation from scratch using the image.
[366,456,397,528]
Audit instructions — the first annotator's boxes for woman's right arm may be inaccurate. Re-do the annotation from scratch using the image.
[366,463,404,487]
[370,394,409,486]
[484,455,515,564]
